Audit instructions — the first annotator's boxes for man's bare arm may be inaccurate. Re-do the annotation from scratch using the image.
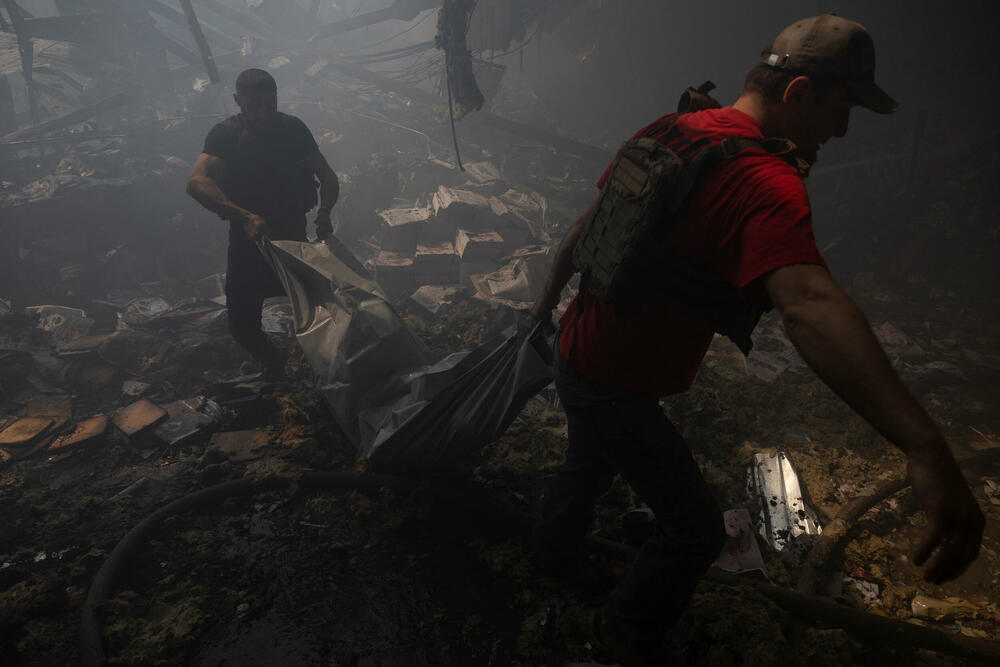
[530,192,601,321]
[304,149,339,211]
[304,149,339,239]
[763,263,984,583]
[185,153,265,239]
[186,153,246,222]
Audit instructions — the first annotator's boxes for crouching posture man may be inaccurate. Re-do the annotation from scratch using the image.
[531,14,984,664]
[186,68,339,378]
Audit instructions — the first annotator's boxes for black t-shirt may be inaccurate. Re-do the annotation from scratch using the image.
[203,112,319,244]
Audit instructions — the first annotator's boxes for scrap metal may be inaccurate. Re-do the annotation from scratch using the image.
[1,0,40,123]
[436,0,484,120]
[177,0,220,84]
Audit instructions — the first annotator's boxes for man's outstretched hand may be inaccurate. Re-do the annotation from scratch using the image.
[907,451,985,583]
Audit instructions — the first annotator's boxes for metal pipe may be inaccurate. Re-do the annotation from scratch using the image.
[177,0,220,84]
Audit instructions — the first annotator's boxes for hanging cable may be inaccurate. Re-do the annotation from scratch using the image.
[349,108,440,161]
[342,40,434,62]
[445,61,463,171]
[335,9,436,55]
[383,55,444,80]
[343,41,435,65]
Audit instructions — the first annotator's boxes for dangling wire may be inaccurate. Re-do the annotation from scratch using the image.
[439,0,474,171]
[445,62,464,171]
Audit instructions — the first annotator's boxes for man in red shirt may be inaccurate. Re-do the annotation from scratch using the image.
[531,14,984,664]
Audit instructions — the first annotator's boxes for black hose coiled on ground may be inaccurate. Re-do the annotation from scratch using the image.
[80,472,416,667]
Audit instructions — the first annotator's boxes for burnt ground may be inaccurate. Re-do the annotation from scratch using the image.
[1,274,999,667]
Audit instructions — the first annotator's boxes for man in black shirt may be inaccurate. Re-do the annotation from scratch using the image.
[186,68,339,378]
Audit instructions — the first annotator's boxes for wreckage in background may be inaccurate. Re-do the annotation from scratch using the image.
[0,0,603,471]
[0,0,608,302]
[0,0,606,154]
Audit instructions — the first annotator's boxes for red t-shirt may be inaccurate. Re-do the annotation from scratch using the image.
[558,107,826,396]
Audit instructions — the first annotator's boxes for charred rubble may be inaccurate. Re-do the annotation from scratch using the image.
[1,1,998,666]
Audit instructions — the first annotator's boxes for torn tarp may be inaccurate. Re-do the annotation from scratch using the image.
[260,238,554,471]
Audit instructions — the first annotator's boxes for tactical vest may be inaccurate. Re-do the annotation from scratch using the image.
[572,83,806,356]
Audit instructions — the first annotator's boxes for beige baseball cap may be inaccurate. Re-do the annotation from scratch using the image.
[762,13,899,114]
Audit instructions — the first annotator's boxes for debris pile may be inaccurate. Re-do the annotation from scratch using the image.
[367,163,550,308]
[0,278,298,471]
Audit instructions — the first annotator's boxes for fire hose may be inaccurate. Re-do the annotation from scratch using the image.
[82,465,1000,665]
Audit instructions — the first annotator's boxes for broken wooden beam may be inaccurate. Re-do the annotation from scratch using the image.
[2,88,138,142]
[178,0,220,84]
[10,10,201,67]
[1,0,40,125]
[147,0,238,52]
[0,74,16,135]
[10,13,105,43]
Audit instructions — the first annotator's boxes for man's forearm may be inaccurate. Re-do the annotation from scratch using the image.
[781,285,946,460]
[186,177,248,222]
[317,170,339,213]
[541,219,584,303]
[774,267,983,584]
[535,194,600,312]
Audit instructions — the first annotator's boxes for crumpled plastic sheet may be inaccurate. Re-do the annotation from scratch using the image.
[260,238,554,472]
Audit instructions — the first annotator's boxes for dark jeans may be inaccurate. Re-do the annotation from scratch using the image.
[225,221,304,368]
[535,354,725,648]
